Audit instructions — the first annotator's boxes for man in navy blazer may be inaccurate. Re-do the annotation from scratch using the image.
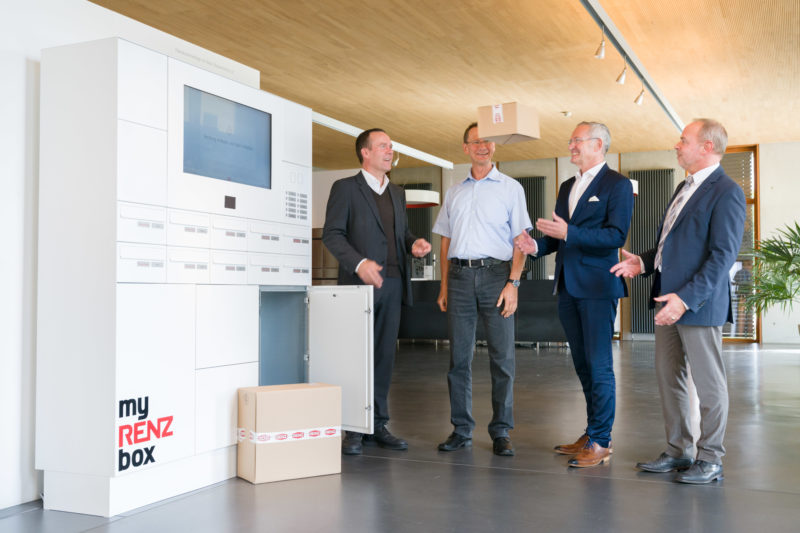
[516,121,634,467]
[323,128,431,455]
[612,118,745,484]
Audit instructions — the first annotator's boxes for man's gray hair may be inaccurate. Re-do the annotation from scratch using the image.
[694,118,728,155]
[578,121,611,154]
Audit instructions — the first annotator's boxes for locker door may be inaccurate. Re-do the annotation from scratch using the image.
[308,285,373,434]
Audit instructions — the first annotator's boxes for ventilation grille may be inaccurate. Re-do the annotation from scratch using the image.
[628,169,675,334]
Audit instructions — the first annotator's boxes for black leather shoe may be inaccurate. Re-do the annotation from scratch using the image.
[438,432,472,451]
[674,460,724,484]
[342,431,363,455]
[367,426,408,450]
[636,452,693,473]
[493,437,515,457]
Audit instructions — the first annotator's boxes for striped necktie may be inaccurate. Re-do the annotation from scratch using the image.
[654,175,694,270]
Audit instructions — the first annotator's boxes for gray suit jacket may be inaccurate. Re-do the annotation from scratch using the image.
[322,172,418,305]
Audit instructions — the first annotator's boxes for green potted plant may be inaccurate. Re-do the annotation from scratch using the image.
[745,222,800,328]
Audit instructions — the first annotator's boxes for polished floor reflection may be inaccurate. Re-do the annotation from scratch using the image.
[3,341,800,532]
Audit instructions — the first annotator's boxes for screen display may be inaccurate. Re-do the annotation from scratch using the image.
[183,86,271,189]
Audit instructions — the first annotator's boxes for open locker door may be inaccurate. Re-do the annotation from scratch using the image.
[308,285,374,434]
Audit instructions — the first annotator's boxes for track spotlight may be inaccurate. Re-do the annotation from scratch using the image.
[634,87,645,106]
[594,35,605,59]
[616,63,627,85]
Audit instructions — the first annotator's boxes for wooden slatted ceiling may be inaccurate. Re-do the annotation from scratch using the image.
[91,0,800,169]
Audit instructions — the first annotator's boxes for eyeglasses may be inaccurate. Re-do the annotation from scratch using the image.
[567,137,599,147]
[465,139,493,146]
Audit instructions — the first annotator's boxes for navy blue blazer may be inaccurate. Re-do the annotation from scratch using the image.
[641,166,746,326]
[534,164,634,299]
[322,173,418,306]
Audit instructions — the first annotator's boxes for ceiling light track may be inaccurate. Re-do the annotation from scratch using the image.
[312,111,454,170]
[580,0,684,131]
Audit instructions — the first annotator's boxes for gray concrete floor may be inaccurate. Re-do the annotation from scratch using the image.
[2,341,800,532]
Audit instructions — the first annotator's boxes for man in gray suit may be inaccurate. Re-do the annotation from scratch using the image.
[611,118,745,483]
[323,128,431,455]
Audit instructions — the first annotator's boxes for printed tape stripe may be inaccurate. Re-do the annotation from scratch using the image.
[237,426,341,444]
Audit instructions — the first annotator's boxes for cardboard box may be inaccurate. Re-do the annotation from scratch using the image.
[237,383,341,484]
[477,102,540,145]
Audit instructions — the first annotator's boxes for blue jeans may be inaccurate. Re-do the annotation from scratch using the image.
[446,261,515,439]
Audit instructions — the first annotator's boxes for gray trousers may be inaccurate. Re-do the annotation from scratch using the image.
[655,323,728,464]
[446,261,515,439]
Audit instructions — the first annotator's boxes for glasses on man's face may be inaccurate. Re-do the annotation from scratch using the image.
[567,137,599,147]
[465,139,493,146]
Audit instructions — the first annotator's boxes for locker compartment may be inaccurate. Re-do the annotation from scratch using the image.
[210,214,248,251]
[117,121,167,207]
[195,363,258,454]
[280,227,311,256]
[196,284,259,369]
[117,202,166,245]
[117,243,166,283]
[283,254,311,286]
[247,252,283,285]
[166,247,210,284]
[246,220,282,254]
[166,209,210,249]
[209,250,248,285]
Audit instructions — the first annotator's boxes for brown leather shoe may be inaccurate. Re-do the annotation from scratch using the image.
[554,434,589,455]
[554,434,613,455]
[567,442,611,468]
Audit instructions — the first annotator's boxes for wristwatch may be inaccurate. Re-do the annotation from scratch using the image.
[507,279,520,288]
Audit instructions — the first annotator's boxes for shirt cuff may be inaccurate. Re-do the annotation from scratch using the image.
[355,258,366,274]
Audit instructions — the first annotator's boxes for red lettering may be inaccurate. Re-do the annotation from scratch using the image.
[133,421,147,443]
[159,416,173,438]
[118,425,133,447]
[119,415,175,447]
[147,419,160,440]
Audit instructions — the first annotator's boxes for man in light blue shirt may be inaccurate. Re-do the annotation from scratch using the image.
[432,122,531,456]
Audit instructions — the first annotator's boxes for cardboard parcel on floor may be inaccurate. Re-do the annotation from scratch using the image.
[237,383,341,484]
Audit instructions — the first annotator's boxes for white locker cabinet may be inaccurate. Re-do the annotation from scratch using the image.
[37,37,314,517]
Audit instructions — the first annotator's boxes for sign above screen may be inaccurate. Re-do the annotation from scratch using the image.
[183,85,272,189]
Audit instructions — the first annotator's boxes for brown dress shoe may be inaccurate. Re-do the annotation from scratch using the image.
[567,442,611,468]
[554,434,589,455]
[554,434,613,455]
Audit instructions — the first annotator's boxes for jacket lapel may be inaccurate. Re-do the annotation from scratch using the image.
[669,167,724,233]
[570,164,607,223]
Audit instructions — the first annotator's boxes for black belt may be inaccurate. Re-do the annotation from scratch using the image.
[450,257,504,268]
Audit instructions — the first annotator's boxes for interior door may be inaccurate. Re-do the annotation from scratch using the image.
[308,285,374,434]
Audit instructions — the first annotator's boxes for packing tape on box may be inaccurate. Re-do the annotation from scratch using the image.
[237,426,341,444]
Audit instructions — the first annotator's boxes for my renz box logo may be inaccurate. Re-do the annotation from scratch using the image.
[117,396,174,472]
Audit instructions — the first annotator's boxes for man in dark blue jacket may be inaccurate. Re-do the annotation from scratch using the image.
[611,118,745,484]
[517,121,634,467]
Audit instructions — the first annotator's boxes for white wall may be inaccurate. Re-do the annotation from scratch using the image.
[0,51,41,511]
[0,0,259,510]
[311,169,360,228]
[758,142,800,343]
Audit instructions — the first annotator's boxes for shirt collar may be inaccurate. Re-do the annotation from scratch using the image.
[575,161,607,181]
[465,164,501,183]
[688,163,719,187]
[361,169,389,194]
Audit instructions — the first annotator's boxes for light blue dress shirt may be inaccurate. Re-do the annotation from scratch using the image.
[433,165,532,261]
